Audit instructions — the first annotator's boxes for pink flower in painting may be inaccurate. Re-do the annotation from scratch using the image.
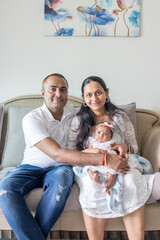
[112,10,119,17]
[46,0,66,16]
[51,0,62,9]
[117,0,127,10]
[46,0,62,11]
[117,0,136,10]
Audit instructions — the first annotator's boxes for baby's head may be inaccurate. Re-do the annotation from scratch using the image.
[94,122,114,143]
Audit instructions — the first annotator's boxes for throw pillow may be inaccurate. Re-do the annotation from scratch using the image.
[1,106,35,168]
[118,102,137,139]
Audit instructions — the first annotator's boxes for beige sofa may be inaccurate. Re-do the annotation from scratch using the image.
[0,95,160,239]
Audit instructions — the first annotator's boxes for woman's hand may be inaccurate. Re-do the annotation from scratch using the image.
[110,144,129,161]
[82,148,106,154]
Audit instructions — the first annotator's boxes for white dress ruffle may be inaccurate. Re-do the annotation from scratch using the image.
[73,154,156,218]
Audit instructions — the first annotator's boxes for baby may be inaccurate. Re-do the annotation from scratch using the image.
[88,122,117,194]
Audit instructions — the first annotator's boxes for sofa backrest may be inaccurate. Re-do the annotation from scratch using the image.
[0,95,159,167]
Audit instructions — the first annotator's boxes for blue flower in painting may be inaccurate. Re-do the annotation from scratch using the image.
[54,28,74,36]
[82,7,114,25]
[44,0,74,36]
[129,10,140,27]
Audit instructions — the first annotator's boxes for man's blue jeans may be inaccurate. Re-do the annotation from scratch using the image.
[0,164,74,240]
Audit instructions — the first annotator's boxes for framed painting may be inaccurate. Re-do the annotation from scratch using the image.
[44,0,140,37]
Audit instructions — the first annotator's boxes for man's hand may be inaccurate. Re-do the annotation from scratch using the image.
[106,152,130,174]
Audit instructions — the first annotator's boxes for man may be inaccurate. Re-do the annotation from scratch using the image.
[0,73,129,240]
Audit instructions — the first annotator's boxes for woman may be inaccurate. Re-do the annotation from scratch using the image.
[68,76,160,240]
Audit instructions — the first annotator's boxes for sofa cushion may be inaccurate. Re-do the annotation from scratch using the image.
[0,168,81,212]
[0,104,4,145]
[1,106,35,168]
[24,183,81,212]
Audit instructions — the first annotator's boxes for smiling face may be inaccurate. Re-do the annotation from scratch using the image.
[83,81,109,114]
[41,75,68,114]
[94,125,112,143]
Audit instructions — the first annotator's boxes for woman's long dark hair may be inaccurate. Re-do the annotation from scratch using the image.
[76,76,119,151]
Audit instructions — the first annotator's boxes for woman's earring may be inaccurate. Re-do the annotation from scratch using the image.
[83,102,87,107]
[105,97,110,103]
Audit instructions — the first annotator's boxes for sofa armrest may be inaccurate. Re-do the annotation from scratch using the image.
[140,125,160,172]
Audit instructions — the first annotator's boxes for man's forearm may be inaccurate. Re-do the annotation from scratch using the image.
[35,137,103,166]
[52,148,129,173]
[35,137,129,172]
[55,148,103,165]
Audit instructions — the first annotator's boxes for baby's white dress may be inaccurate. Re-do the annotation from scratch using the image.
[68,111,157,218]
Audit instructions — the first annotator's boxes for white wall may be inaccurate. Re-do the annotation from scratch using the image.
[0,0,160,113]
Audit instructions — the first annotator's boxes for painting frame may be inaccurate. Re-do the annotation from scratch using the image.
[44,0,140,37]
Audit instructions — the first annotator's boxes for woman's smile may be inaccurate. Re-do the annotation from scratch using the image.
[91,102,101,105]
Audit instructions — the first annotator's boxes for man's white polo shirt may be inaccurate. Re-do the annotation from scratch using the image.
[21,103,77,168]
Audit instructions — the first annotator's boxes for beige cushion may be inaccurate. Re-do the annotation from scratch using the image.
[1,106,35,168]
[118,102,137,138]
[25,183,81,212]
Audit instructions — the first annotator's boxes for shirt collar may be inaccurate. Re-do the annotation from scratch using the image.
[41,103,72,122]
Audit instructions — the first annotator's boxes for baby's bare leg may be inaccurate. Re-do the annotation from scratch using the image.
[102,173,117,194]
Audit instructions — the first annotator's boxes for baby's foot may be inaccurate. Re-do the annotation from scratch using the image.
[87,169,103,184]
[102,186,110,195]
